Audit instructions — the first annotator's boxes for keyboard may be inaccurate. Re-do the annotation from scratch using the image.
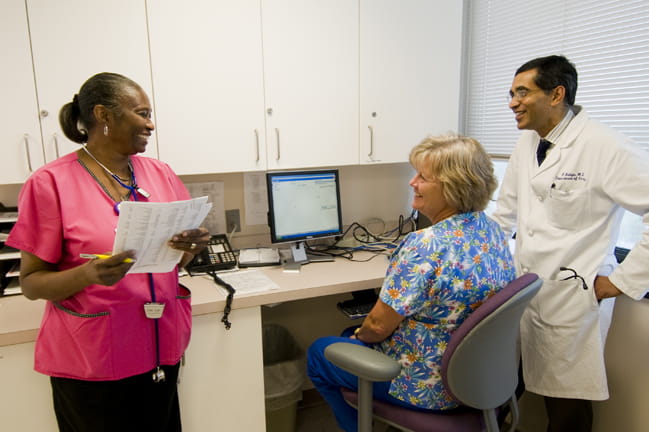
[337,299,376,320]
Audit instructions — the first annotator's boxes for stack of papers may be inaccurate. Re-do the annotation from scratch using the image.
[3,278,21,296]
[5,261,19,278]
[0,211,18,223]
[238,248,280,267]
[212,269,279,295]
[112,197,212,273]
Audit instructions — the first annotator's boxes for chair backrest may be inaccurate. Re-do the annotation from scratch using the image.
[441,273,542,410]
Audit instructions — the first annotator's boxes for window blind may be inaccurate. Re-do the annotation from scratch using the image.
[462,0,649,156]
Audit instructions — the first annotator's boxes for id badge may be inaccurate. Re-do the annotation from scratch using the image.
[144,302,165,319]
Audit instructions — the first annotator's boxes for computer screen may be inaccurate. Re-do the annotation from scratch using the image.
[266,169,343,246]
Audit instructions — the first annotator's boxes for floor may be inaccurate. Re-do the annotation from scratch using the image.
[295,389,394,432]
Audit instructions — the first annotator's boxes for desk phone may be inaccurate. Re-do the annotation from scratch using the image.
[186,234,237,275]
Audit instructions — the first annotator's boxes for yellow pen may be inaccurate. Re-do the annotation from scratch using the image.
[80,253,135,263]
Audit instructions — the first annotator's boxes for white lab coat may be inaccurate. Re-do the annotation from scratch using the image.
[492,106,649,399]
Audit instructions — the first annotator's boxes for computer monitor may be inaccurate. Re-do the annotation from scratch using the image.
[266,169,343,268]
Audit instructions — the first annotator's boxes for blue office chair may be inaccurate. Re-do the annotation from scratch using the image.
[324,273,542,432]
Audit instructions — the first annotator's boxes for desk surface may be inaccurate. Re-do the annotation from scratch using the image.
[0,253,388,346]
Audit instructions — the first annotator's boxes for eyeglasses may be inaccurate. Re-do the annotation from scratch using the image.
[507,87,544,102]
[559,267,588,290]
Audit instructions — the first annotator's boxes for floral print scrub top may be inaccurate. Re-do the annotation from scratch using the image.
[375,211,515,410]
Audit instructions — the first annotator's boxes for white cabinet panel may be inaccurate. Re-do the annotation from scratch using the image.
[262,0,359,169]
[0,0,45,184]
[0,342,58,431]
[27,0,157,162]
[360,0,463,164]
[0,309,266,432]
[147,0,266,175]
[179,308,266,431]
[3,0,464,181]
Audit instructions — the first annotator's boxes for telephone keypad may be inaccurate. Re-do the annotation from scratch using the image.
[186,234,237,274]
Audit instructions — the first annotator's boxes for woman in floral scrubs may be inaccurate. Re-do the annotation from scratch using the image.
[308,134,515,432]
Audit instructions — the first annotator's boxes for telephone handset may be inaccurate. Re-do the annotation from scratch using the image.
[186,234,237,275]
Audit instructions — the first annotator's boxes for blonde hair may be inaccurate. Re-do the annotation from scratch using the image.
[409,134,497,213]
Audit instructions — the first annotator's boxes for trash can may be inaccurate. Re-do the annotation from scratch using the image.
[263,324,306,432]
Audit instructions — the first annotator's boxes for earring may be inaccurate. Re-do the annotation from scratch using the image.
[103,124,108,136]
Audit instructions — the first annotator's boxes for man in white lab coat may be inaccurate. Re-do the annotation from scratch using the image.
[492,55,649,431]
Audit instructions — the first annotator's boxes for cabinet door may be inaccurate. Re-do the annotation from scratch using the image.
[26,0,157,162]
[360,0,463,164]
[0,342,58,431]
[147,0,266,175]
[262,0,359,170]
[0,0,45,184]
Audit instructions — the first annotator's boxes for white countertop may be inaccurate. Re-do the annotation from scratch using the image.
[0,252,388,347]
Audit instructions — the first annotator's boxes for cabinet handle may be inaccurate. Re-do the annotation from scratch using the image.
[254,129,260,162]
[23,133,34,172]
[53,133,60,159]
[275,128,280,161]
[368,125,374,158]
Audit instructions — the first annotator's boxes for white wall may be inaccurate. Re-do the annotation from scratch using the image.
[594,296,649,432]
[0,163,415,250]
[177,163,415,250]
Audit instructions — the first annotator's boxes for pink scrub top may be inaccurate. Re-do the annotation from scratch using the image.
[7,152,193,381]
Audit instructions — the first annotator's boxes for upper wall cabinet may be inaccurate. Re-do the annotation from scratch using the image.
[262,0,360,170]
[2,0,464,183]
[147,0,267,175]
[26,0,157,162]
[360,0,463,164]
[1,0,45,184]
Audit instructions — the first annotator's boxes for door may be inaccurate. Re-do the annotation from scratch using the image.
[27,0,157,162]
[147,0,267,174]
[360,0,463,164]
[262,0,359,169]
[0,0,45,183]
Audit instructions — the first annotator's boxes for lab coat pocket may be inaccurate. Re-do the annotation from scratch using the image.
[537,279,598,328]
[546,186,591,230]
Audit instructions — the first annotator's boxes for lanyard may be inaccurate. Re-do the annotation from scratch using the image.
[81,145,151,212]
[111,164,154,215]
[147,272,166,383]
[110,165,151,200]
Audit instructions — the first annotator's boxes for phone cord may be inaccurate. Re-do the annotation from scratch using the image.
[208,271,236,330]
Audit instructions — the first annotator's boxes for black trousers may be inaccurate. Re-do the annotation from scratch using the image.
[50,363,181,432]
[504,363,593,432]
[544,396,593,432]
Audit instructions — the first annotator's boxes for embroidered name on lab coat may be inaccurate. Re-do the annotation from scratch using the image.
[555,171,587,182]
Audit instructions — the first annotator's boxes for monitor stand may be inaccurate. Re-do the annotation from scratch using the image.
[282,241,334,272]
[291,242,308,263]
[282,242,308,272]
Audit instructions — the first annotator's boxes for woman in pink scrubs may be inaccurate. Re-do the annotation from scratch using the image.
[7,72,209,431]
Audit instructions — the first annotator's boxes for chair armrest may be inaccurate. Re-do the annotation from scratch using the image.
[324,342,401,382]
